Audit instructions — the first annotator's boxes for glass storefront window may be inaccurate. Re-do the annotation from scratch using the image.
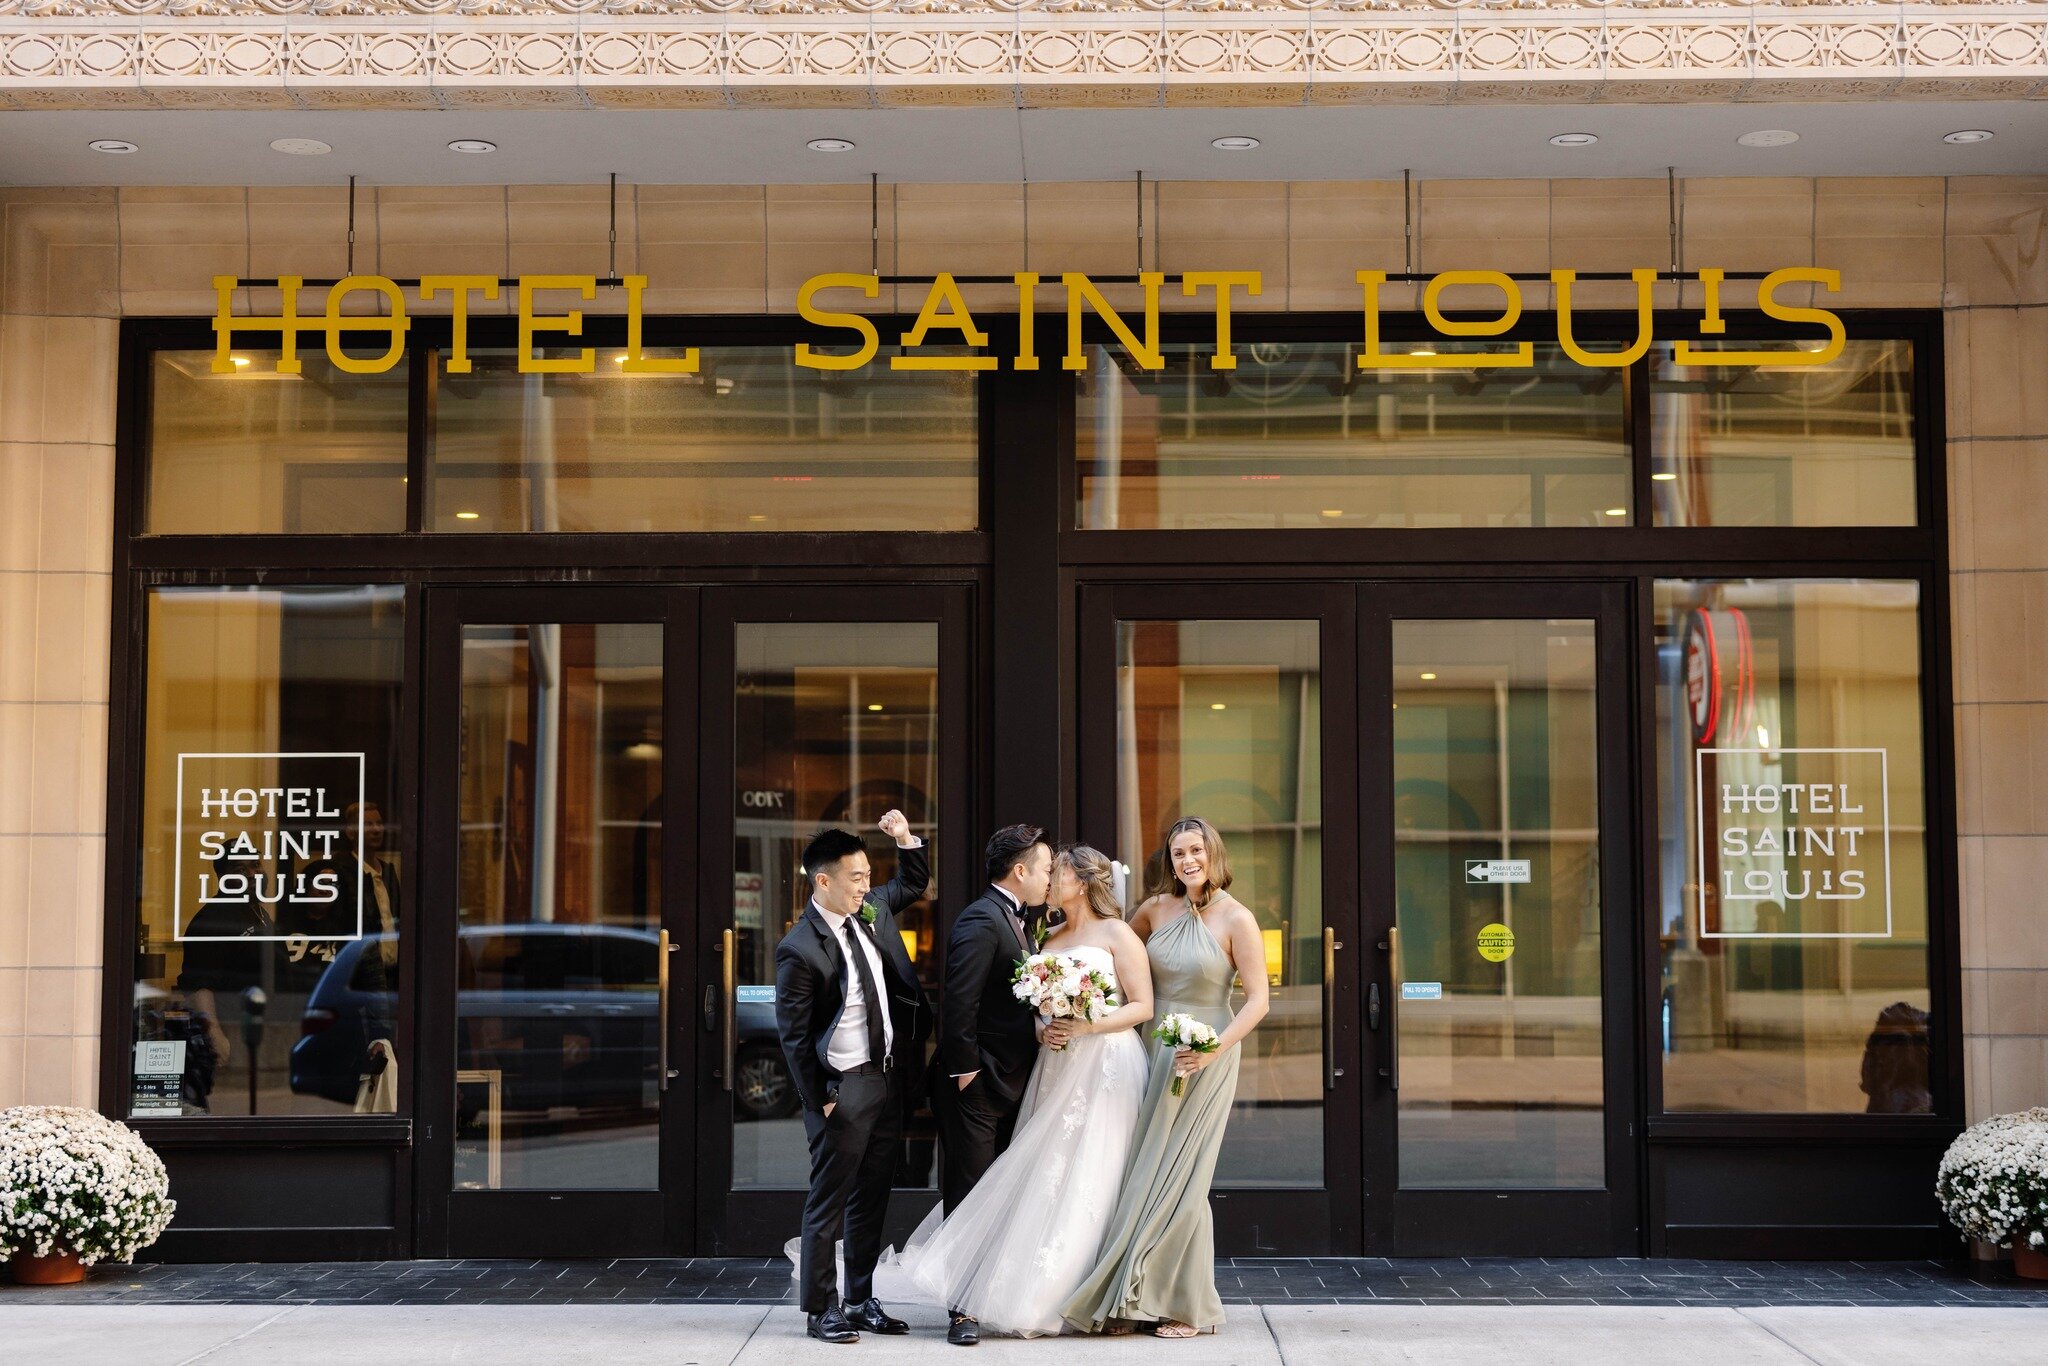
[147,351,409,534]
[1116,619,1323,1187]
[1650,340,1915,527]
[452,622,664,1190]
[131,586,405,1117]
[1655,579,1932,1114]
[1077,343,1631,530]
[428,349,978,533]
[1393,618,1604,1189]
[730,622,941,1189]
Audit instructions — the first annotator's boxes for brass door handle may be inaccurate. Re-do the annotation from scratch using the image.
[719,928,737,1092]
[1386,925,1401,1092]
[1322,926,1342,1091]
[658,930,679,1090]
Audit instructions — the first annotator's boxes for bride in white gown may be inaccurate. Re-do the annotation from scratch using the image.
[879,844,1155,1337]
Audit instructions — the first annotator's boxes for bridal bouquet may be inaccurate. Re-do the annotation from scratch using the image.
[1154,1014,1221,1096]
[1011,952,1119,1049]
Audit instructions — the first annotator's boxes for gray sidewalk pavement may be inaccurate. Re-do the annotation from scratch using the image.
[7,1303,2048,1366]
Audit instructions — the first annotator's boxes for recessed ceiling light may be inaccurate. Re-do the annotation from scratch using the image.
[1419,672,1437,682]
[269,138,331,157]
[447,139,497,155]
[454,510,481,520]
[1211,136,1260,151]
[1943,129,1995,145]
[1549,133,1599,147]
[807,138,856,153]
[87,139,138,154]
[230,356,251,368]
[1210,702,1227,711]
[1651,471,1677,482]
[1321,509,1344,518]
[867,703,883,712]
[1604,507,1628,517]
[1737,129,1800,148]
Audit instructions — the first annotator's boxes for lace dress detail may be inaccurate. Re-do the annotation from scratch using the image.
[870,944,1148,1337]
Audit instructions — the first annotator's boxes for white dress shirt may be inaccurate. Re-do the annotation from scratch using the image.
[817,900,895,1071]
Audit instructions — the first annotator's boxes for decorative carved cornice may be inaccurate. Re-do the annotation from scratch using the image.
[3,6,2045,108]
[7,0,2041,13]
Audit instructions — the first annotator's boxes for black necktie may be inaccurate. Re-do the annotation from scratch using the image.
[841,920,887,1066]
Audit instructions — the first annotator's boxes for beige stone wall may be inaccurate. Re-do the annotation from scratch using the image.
[1,176,2043,1118]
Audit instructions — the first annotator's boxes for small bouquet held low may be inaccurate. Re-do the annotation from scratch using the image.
[0,1106,176,1283]
[1153,1013,1221,1096]
[1011,951,1119,1049]
[1936,1106,2048,1279]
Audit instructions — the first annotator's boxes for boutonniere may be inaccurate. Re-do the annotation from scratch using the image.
[1032,917,1051,949]
[858,900,878,927]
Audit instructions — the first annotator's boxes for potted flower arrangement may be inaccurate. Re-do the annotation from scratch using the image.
[0,1106,176,1285]
[1936,1107,2048,1281]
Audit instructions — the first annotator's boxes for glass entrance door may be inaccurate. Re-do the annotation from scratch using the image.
[1077,584,1364,1255]
[418,586,692,1256]
[1360,582,1638,1254]
[693,585,972,1253]
[1079,580,1636,1256]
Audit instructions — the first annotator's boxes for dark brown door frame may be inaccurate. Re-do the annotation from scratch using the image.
[1356,578,1641,1256]
[691,581,976,1254]
[415,583,699,1257]
[1076,580,1365,1256]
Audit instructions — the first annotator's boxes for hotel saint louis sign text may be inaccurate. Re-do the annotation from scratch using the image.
[209,266,1851,375]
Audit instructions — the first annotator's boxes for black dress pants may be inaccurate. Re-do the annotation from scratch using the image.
[798,1066,902,1314]
[936,1071,1019,1217]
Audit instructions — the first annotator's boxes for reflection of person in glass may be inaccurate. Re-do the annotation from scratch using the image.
[1859,1002,1932,1115]
[171,855,275,1111]
[295,801,401,983]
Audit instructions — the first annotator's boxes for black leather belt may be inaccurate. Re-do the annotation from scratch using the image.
[842,1057,894,1076]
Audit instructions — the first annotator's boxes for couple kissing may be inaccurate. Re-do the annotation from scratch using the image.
[777,816,1270,1345]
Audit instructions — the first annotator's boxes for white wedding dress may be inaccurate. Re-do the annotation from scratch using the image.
[877,943,1148,1337]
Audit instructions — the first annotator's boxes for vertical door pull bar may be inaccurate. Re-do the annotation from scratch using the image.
[719,928,738,1092]
[1386,926,1402,1092]
[1323,926,1343,1090]
[658,929,680,1089]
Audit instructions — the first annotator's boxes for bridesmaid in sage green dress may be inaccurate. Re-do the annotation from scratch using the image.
[1062,816,1270,1338]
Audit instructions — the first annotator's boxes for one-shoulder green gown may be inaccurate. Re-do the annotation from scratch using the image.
[1061,906,1239,1333]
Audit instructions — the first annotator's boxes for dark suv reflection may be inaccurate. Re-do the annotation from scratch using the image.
[289,925,796,1121]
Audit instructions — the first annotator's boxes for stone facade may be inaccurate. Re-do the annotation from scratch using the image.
[0,173,2044,1120]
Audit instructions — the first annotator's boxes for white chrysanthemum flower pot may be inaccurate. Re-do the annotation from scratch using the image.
[1,1106,176,1285]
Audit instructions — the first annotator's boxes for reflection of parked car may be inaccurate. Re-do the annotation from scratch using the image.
[736,996,797,1121]
[291,926,663,1111]
[290,926,805,1120]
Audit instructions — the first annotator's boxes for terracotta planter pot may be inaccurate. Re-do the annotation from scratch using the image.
[2015,1244,2048,1282]
[9,1250,87,1285]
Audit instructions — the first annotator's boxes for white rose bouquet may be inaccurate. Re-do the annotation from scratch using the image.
[1153,1013,1221,1096]
[1936,1107,2048,1256]
[1010,951,1119,1050]
[0,1106,176,1267]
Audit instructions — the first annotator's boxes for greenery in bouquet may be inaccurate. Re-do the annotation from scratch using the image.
[0,1106,175,1265]
[1936,1107,2048,1253]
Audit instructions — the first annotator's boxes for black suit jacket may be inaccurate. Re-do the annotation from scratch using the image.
[773,841,933,1114]
[937,888,1040,1105]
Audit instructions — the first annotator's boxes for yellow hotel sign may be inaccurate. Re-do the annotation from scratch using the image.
[209,266,1846,376]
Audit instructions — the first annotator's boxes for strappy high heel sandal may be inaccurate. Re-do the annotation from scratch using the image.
[1155,1320,1212,1339]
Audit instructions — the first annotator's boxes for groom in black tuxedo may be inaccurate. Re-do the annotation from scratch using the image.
[934,823,1053,1344]
[775,813,933,1344]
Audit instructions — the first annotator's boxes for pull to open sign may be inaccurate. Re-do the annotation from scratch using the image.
[1465,859,1530,885]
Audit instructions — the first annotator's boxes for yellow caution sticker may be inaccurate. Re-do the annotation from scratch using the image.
[1476,922,1516,963]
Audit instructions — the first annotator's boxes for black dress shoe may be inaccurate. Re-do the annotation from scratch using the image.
[806,1305,860,1344]
[947,1312,980,1346]
[845,1299,908,1335]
